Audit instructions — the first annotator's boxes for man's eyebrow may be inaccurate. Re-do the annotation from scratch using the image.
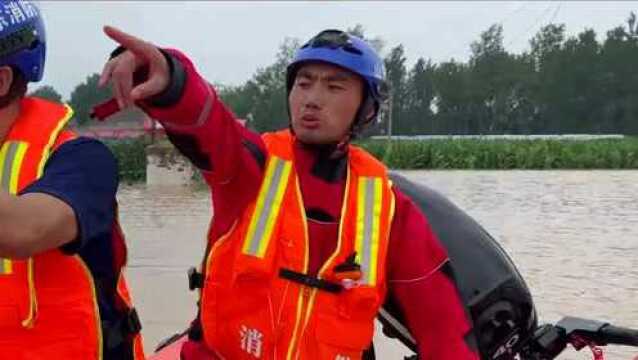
[296,69,354,82]
[297,69,316,80]
[324,72,353,82]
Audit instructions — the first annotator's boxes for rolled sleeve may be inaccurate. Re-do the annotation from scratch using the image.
[19,138,118,254]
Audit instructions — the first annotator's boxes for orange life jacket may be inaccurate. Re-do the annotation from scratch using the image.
[0,97,144,359]
[198,129,395,359]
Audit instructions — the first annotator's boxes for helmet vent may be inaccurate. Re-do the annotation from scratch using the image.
[341,45,363,56]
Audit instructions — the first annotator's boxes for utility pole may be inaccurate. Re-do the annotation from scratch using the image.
[387,90,393,141]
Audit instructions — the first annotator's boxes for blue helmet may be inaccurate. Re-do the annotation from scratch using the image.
[287,30,388,127]
[0,1,46,83]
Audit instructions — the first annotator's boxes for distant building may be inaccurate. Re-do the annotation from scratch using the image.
[76,106,165,140]
[77,106,246,140]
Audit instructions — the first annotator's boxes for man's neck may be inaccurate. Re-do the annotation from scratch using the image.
[0,99,21,144]
[294,139,348,183]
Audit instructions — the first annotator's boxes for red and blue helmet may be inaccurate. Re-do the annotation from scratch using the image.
[0,1,46,82]
[287,30,388,126]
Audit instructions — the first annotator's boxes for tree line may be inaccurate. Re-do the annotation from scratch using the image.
[31,14,638,135]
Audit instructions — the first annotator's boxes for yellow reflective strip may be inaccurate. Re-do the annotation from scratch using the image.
[255,158,290,255]
[9,142,28,194]
[205,221,237,280]
[20,258,37,328]
[37,104,74,177]
[256,160,291,258]
[76,256,103,360]
[355,177,367,264]
[358,177,373,285]
[331,165,351,277]
[286,176,310,360]
[0,259,12,274]
[0,142,9,187]
[243,156,278,255]
[286,287,305,360]
[13,105,74,330]
[368,178,383,285]
[0,143,16,276]
[294,167,353,359]
[201,220,238,338]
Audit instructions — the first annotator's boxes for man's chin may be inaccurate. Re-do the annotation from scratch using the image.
[293,127,344,145]
[296,132,332,145]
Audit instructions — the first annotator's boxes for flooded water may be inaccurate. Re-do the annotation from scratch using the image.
[118,170,638,359]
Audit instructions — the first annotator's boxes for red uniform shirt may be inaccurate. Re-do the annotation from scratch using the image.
[144,49,479,360]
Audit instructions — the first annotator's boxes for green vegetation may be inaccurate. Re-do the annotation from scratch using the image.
[359,138,638,170]
[106,137,638,183]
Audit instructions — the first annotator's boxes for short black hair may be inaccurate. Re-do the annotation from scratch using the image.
[0,66,27,108]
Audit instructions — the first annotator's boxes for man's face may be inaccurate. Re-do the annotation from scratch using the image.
[289,62,364,145]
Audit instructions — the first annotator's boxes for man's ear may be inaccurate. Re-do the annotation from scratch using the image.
[364,102,375,122]
[0,66,14,97]
[361,97,376,123]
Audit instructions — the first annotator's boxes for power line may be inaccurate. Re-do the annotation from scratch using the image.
[497,2,529,26]
[440,2,530,62]
[546,3,562,27]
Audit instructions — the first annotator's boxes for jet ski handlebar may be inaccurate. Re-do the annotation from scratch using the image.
[519,316,638,360]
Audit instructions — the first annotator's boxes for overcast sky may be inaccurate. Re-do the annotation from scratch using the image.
[35,1,638,99]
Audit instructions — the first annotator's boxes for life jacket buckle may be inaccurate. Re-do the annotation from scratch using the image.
[188,267,204,290]
[279,268,343,294]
